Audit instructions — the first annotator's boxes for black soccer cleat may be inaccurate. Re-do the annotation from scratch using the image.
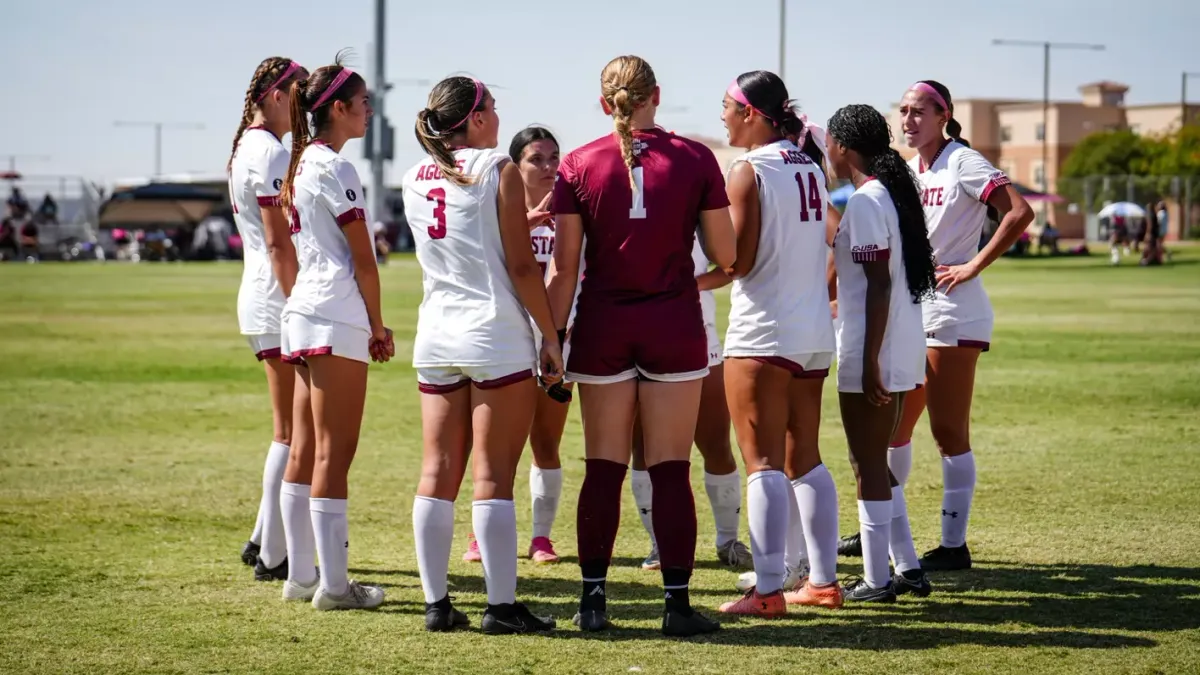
[842,577,897,603]
[837,533,862,557]
[241,541,260,567]
[919,544,972,571]
[661,607,721,638]
[893,569,933,597]
[425,595,470,632]
[481,602,556,635]
[253,556,288,582]
[572,609,611,632]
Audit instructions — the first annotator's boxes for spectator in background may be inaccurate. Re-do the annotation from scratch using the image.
[1110,214,1129,265]
[0,215,17,260]
[1156,201,1169,239]
[373,221,390,265]
[1038,222,1060,255]
[37,193,58,222]
[7,187,30,220]
[1141,202,1164,266]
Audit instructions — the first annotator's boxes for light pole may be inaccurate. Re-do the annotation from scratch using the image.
[2,154,50,173]
[113,120,205,177]
[991,39,1105,194]
[1182,72,1200,130]
[778,0,786,83]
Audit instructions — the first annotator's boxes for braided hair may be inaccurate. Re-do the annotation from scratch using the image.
[228,57,299,171]
[827,104,936,303]
[601,56,657,188]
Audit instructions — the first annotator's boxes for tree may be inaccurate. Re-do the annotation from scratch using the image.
[1058,128,1182,207]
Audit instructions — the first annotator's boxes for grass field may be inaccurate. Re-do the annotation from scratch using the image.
[2,248,1199,674]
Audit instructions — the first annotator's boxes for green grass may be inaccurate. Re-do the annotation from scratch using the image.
[1,248,1199,674]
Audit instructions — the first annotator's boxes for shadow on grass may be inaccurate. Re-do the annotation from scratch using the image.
[352,560,1200,650]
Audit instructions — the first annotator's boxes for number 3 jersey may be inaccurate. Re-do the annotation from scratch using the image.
[724,140,834,357]
[401,148,535,368]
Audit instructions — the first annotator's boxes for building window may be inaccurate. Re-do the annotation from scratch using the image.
[1035,123,1045,141]
[1032,161,1046,188]
[1000,126,1012,143]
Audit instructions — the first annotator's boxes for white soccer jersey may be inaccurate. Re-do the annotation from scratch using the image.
[833,180,924,392]
[724,140,834,357]
[229,127,289,335]
[282,142,370,332]
[530,218,582,331]
[402,148,536,368]
[909,141,1010,332]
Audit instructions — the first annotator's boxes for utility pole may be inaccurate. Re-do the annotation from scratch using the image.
[1182,72,1200,130]
[2,154,50,173]
[369,0,389,226]
[113,120,205,177]
[992,39,1105,194]
[778,0,786,83]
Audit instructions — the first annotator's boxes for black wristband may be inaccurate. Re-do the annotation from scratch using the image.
[556,328,567,348]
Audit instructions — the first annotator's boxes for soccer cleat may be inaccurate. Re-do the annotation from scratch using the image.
[462,533,482,563]
[572,609,611,632]
[240,541,260,566]
[311,580,385,610]
[715,539,753,569]
[425,595,470,632]
[838,532,862,557]
[841,576,897,603]
[481,602,556,635]
[641,544,661,570]
[528,537,560,564]
[919,544,972,571]
[282,577,320,602]
[784,580,843,608]
[736,562,808,593]
[893,568,933,597]
[662,607,721,637]
[253,556,288,582]
[718,587,787,617]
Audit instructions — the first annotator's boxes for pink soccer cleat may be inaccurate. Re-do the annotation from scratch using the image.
[462,533,482,563]
[528,537,560,564]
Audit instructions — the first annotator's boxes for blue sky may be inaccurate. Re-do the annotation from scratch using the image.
[3,0,1198,184]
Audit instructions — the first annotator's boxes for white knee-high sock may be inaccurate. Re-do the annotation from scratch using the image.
[794,464,839,586]
[888,442,913,486]
[941,452,976,547]
[413,496,454,603]
[888,485,920,574]
[258,441,291,567]
[280,482,317,585]
[858,499,893,590]
[473,499,518,606]
[630,469,656,546]
[746,470,789,594]
[529,466,563,540]
[704,470,742,547]
[250,510,263,545]
[784,478,808,571]
[310,498,349,596]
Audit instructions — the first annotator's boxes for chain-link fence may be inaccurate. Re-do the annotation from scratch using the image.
[1057,175,1199,241]
[2,175,104,260]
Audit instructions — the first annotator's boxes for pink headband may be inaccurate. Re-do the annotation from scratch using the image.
[909,82,950,113]
[727,80,776,123]
[256,61,301,104]
[311,68,355,111]
[449,78,485,131]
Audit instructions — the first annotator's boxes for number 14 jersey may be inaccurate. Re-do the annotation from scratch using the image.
[724,140,834,358]
[401,148,535,368]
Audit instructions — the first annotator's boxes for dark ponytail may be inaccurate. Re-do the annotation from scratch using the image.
[733,70,823,167]
[415,76,489,186]
[827,104,936,303]
[508,125,559,163]
[915,79,969,147]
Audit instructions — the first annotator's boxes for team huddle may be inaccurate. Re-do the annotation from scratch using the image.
[227,52,1034,636]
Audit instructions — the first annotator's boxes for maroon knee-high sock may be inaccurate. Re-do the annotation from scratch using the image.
[649,460,696,610]
[577,458,627,611]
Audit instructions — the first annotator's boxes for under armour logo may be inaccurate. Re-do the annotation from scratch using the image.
[664,591,673,599]
[589,586,605,596]
[942,509,958,518]
[760,602,769,610]
[639,508,651,515]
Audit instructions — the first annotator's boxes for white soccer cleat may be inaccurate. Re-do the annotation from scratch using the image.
[311,580,385,611]
[735,563,808,593]
[282,577,320,602]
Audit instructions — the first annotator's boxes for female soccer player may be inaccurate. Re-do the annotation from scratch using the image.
[886,81,1033,571]
[461,125,568,567]
[227,56,307,580]
[714,71,839,617]
[403,77,563,634]
[279,57,393,611]
[629,239,750,573]
[825,103,937,602]
[547,55,735,637]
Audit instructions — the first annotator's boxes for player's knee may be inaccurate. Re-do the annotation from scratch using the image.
[930,423,970,456]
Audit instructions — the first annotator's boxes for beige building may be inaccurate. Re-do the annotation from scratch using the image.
[889,82,1200,238]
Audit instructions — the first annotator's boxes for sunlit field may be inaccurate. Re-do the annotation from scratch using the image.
[1,248,1198,674]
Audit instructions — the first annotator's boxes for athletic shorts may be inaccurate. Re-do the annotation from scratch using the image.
[925,317,993,351]
[836,355,923,394]
[417,363,534,395]
[705,323,723,368]
[281,313,370,365]
[739,352,832,379]
[567,298,708,385]
[246,333,282,361]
